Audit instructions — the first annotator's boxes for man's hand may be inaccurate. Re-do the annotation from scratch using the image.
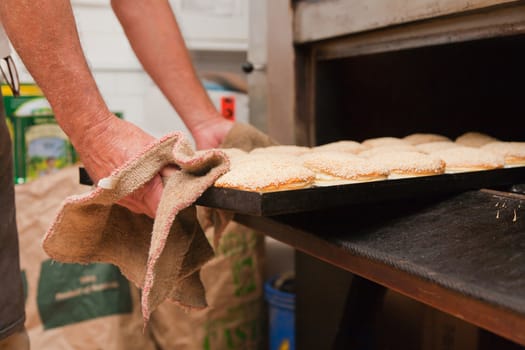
[73,111,233,218]
[76,113,176,218]
[191,115,234,150]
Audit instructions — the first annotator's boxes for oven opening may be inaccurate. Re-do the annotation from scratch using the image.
[315,34,525,145]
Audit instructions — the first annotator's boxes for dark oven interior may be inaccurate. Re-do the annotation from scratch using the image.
[315,34,525,145]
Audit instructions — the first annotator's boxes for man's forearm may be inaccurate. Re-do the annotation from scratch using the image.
[111,0,221,134]
[0,0,113,148]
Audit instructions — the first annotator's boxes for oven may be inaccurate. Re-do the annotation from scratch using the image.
[257,0,525,146]
[244,1,525,348]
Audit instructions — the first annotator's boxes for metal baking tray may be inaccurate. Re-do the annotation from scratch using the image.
[195,167,525,216]
[79,167,525,216]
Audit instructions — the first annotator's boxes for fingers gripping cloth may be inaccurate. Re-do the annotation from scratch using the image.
[197,122,279,242]
[42,132,230,324]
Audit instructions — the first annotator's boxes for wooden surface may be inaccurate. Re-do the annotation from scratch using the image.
[235,189,525,346]
[294,0,519,43]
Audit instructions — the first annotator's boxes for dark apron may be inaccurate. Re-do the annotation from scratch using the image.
[0,95,25,339]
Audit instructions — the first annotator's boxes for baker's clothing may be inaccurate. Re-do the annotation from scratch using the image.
[0,91,26,340]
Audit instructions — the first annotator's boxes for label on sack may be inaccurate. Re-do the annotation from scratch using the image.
[37,261,132,330]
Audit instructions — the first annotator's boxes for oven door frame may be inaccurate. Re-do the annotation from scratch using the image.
[259,0,525,146]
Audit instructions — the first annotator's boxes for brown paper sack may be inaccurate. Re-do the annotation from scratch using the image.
[16,166,158,350]
[17,166,267,350]
[149,221,266,349]
[16,123,274,349]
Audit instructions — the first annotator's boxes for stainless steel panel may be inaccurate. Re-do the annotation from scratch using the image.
[314,4,525,60]
[294,0,519,43]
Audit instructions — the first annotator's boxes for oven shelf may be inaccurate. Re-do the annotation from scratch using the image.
[234,189,525,346]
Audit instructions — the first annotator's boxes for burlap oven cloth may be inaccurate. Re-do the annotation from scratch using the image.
[42,123,276,325]
[219,121,276,151]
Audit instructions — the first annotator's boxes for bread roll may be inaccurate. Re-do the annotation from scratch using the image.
[432,147,504,173]
[301,151,388,186]
[455,132,499,148]
[369,151,445,179]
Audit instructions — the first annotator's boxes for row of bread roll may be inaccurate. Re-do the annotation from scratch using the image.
[213,132,524,192]
[414,136,525,169]
[215,147,445,190]
[357,138,509,174]
[363,131,525,169]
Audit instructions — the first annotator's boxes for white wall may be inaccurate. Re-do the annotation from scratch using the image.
[12,0,249,143]
[171,0,249,51]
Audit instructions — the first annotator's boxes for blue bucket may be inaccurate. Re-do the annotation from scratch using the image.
[265,275,295,350]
